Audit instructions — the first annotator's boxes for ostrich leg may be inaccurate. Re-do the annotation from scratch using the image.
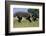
[17,16,22,22]
[26,16,31,22]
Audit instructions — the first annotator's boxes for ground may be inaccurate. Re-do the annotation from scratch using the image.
[13,17,39,28]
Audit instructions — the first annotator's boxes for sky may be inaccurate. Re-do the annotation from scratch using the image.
[13,8,28,14]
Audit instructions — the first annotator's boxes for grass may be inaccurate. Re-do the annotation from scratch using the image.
[13,18,39,28]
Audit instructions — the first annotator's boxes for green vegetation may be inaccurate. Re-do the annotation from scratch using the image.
[13,18,39,28]
[28,9,39,18]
